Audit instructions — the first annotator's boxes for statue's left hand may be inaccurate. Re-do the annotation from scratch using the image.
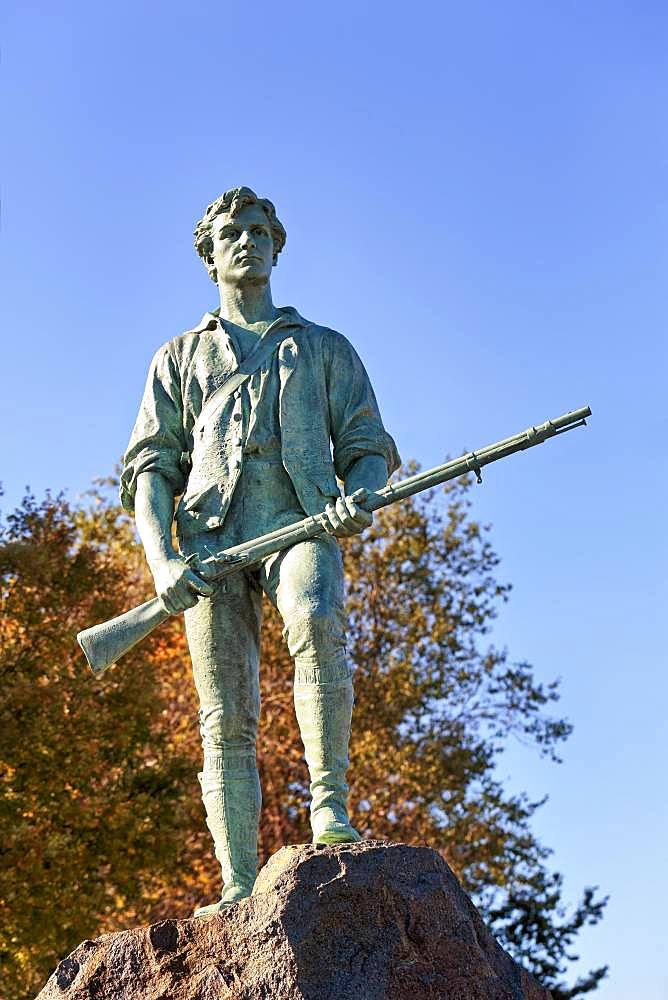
[322,489,373,537]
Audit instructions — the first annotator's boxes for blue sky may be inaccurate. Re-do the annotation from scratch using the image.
[2,2,666,996]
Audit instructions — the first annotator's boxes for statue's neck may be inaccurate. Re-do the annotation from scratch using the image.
[216,279,279,330]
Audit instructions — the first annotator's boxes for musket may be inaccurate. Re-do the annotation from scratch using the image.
[77,405,591,676]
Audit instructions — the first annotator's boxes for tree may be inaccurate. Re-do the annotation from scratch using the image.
[0,478,607,1000]
[0,488,202,999]
[255,477,608,998]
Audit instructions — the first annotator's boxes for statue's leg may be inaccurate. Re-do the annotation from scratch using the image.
[263,537,361,845]
[184,570,263,916]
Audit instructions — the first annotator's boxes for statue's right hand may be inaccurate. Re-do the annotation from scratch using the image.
[150,556,215,615]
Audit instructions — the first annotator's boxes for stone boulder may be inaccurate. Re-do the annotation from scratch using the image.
[36,840,552,999]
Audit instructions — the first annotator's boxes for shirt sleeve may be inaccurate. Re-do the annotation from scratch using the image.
[119,344,188,513]
[326,330,401,480]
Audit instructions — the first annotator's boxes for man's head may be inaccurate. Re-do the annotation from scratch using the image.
[193,187,287,286]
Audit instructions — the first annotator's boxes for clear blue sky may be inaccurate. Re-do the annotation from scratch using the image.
[2,3,666,996]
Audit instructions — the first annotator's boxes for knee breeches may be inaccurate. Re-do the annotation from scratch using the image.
[183,536,350,760]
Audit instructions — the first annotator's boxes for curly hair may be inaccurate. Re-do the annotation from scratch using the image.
[193,186,287,284]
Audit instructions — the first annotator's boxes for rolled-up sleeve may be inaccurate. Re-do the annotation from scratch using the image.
[119,344,188,513]
[326,331,401,480]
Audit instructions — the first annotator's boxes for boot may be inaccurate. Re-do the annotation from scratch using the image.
[293,678,361,845]
[193,763,261,917]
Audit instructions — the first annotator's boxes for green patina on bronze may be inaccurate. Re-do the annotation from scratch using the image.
[80,408,591,676]
[123,187,398,916]
[81,185,591,920]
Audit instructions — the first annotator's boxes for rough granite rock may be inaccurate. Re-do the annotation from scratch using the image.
[36,841,552,1000]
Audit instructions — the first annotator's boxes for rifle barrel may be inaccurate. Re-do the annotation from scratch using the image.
[77,405,591,675]
[202,405,591,577]
[374,405,591,504]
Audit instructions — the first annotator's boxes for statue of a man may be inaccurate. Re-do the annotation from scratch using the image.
[119,187,400,917]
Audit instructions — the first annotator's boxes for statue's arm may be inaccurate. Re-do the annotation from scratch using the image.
[320,329,397,537]
[135,471,213,614]
[120,344,189,515]
[343,454,389,496]
[322,455,389,539]
[324,329,400,482]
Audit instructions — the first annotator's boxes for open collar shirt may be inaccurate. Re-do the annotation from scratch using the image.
[120,306,400,537]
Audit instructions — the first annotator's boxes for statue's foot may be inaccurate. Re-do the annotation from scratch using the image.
[192,882,253,918]
[311,807,362,846]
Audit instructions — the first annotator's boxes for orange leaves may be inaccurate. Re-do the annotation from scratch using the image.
[1,489,196,997]
[1,478,580,998]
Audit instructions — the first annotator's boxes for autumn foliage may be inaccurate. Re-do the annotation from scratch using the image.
[0,479,607,1000]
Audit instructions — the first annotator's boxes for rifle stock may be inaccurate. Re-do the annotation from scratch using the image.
[77,405,591,676]
[78,598,169,677]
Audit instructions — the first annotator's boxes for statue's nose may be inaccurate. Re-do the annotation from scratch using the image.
[240,229,256,248]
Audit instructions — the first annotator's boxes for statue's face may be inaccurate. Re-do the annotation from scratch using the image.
[210,202,275,286]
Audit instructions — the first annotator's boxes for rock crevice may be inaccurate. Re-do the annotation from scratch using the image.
[37,841,552,1000]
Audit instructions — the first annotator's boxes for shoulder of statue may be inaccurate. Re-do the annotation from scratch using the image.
[283,310,347,348]
[160,310,218,358]
[311,324,357,356]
